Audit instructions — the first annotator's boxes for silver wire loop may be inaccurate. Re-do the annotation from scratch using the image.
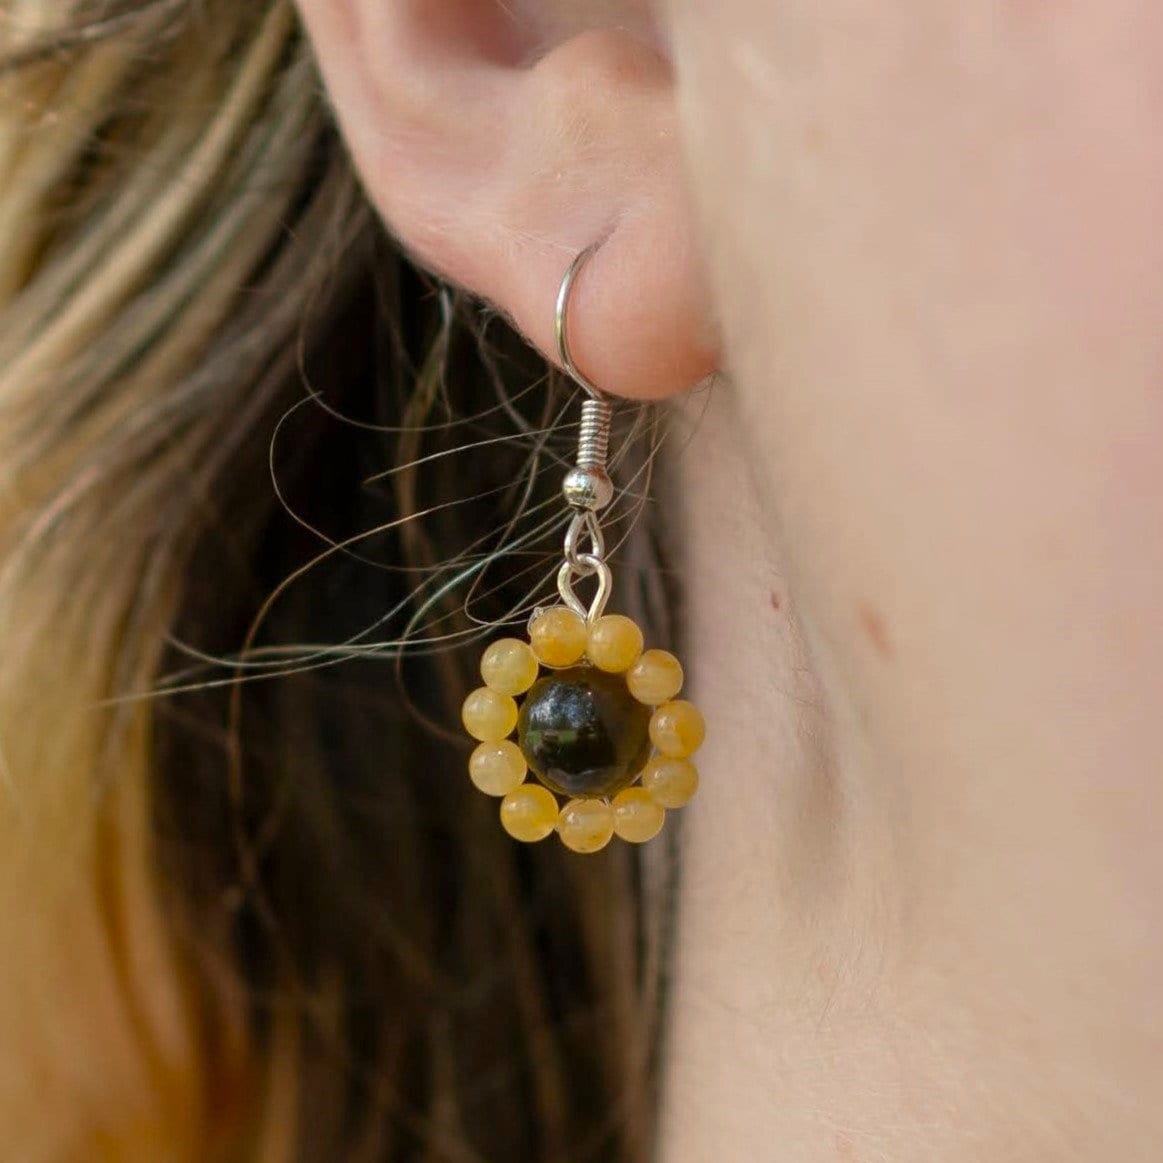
[564,510,606,569]
[557,556,613,623]
[555,242,605,400]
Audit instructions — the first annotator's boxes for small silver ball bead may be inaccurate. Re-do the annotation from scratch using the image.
[562,467,614,511]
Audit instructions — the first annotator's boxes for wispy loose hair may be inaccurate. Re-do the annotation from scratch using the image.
[0,3,676,1159]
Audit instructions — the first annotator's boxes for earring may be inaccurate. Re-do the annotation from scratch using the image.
[461,243,705,853]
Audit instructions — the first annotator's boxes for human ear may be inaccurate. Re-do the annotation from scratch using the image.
[294,1,718,399]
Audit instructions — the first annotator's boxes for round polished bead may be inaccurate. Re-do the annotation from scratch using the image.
[586,614,644,674]
[562,466,614,511]
[625,649,684,705]
[612,788,665,843]
[468,740,527,796]
[480,638,540,696]
[640,756,700,809]
[461,686,518,743]
[518,667,652,798]
[649,700,706,758]
[558,798,615,854]
[529,607,588,668]
[500,784,559,842]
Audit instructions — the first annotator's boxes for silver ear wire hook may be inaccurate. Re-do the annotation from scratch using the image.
[555,242,604,401]
[552,243,617,622]
[555,243,615,514]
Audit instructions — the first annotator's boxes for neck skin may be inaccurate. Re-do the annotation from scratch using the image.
[660,386,876,1161]
[657,380,1163,1162]
[661,387,807,1154]
[651,1,1163,1154]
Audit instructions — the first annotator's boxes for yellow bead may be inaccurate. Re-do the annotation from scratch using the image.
[612,788,665,843]
[529,607,588,668]
[640,756,699,808]
[461,686,518,742]
[557,797,615,854]
[468,740,527,796]
[586,614,645,673]
[649,700,706,758]
[626,649,684,705]
[500,784,559,842]
[480,638,539,696]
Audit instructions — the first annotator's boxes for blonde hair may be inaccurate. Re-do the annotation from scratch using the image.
[0,3,669,1158]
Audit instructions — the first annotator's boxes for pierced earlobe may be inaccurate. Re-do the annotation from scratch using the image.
[297,2,719,399]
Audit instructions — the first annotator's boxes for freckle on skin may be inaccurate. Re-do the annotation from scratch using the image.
[834,1131,857,1160]
[770,590,782,612]
[803,120,826,151]
[858,603,893,660]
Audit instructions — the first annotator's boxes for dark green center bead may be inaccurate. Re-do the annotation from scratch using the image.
[518,666,652,798]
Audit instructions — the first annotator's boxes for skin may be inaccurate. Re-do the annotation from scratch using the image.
[297,1,1163,1158]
